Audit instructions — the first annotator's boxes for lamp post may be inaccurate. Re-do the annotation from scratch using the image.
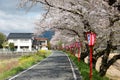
[86,32,96,80]
[75,42,81,62]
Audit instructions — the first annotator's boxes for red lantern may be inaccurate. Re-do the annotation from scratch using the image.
[86,32,96,80]
[75,42,78,48]
[86,32,96,46]
[75,42,82,61]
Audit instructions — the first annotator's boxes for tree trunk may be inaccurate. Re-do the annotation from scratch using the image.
[92,49,106,69]
[99,54,120,76]
[99,41,112,76]
[81,44,89,61]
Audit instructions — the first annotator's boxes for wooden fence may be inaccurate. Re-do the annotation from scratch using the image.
[0,49,37,60]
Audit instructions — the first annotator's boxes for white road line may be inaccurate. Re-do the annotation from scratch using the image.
[9,52,54,80]
[64,53,77,80]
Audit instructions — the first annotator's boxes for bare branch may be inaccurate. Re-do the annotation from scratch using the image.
[56,27,81,38]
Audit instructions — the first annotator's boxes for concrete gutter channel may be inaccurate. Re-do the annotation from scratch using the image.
[8,51,82,80]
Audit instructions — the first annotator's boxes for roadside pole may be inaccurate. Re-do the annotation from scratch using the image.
[89,46,93,80]
[86,32,96,80]
[76,42,81,62]
[78,47,80,62]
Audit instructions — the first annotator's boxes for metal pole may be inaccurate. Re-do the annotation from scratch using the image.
[90,46,93,80]
[78,47,80,62]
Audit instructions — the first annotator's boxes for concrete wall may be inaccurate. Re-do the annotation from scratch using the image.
[8,39,32,52]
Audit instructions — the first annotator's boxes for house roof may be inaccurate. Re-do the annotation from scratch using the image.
[7,33,33,39]
[34,37,48,41]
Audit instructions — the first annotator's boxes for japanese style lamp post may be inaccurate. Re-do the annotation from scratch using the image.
[86,32,96,80]
[75,42,81,62]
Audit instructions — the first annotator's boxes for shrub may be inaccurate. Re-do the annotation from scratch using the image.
[39,50,47,54]
[9,43,15,51]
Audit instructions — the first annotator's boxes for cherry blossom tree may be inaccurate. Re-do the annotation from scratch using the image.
[19,0,120,76]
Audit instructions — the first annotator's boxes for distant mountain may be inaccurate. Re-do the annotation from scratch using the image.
[39,30,55,40]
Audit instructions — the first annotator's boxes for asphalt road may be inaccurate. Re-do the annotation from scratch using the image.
[8,51,82,80]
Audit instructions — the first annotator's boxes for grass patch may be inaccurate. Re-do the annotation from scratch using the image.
[0,50,51,80]
[67,52,109,80]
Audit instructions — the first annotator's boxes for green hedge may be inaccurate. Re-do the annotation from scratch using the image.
[67,52,109,80]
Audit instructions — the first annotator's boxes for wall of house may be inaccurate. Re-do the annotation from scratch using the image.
[8,39,32,52]
[41,40,48,46]
[34,39,48,50]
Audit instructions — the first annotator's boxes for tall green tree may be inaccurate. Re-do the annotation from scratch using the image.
[2,41,8,49]
[0,32,6,48]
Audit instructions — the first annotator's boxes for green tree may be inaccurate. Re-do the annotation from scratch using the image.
[2,41,8,49]
[9,43,15,51]
[57,40,63,50]
[0,32,6,48]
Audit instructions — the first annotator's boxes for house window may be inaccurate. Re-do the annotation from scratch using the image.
[40,41,45,44]
[15,46,18,51]
[20,46,29,51]
[20,46,29,48]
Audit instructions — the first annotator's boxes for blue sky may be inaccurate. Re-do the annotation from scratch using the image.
[0,0,44,35]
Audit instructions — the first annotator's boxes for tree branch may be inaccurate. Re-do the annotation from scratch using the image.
[39,6,50,23]
[107,54,120,69]
[56,27,81,38]
[109,14,120,26]
[34,0,83,17]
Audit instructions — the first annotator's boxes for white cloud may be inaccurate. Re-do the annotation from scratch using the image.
[0,10,42,35]
[0,0,44,36]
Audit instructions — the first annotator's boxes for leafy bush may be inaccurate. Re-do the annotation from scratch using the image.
[39,50,46,54]
[38,50,51,54]
[38,50,51,58]
[9,43,15,51]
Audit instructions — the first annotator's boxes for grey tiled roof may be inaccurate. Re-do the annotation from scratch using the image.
[7,33,33,39]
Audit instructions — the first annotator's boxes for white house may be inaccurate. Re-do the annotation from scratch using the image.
[7,33,33,52]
